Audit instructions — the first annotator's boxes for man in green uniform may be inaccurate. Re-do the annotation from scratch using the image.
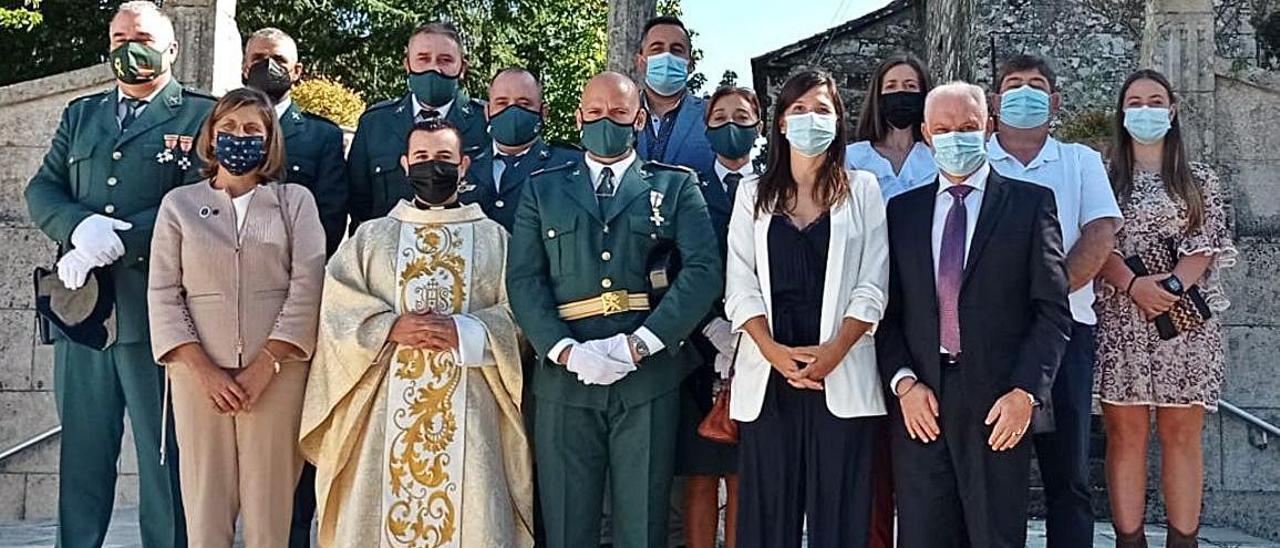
[242,27,347,257]
[24,2,214,546]
[461,67,580,232]
[346,21,488,231]
[506,71,722,548]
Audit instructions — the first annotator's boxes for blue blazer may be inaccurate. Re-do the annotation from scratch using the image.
[637,93,716,176]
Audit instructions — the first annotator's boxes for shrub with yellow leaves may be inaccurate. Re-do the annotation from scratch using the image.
[291,78,366,129]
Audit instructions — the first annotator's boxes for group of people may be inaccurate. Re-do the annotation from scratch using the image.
[23,2,1237,548]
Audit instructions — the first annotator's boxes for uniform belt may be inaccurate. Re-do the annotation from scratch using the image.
[557,290,650,321]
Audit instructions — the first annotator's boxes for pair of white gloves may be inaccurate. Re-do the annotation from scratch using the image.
[56,214,133,290]
[701,317,737,380]
[566,333,637,386]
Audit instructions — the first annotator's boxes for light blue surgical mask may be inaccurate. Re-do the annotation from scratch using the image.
[644,52,689,97]
[999,85,1051,129]
[930,130,988,176]
[1123,106,1172,145]
[784,112,838,157]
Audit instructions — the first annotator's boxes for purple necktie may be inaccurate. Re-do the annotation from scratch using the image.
[938,184,974,355]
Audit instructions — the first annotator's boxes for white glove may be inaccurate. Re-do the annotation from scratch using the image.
[581,333,636,365]
[714,352,733,380]
[701,317,736,356]
[56,248,95,290]
[566,343,634,386]
[70,214,132,266]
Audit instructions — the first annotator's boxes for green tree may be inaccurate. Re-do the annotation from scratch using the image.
[237,0,610,140]
[0,1,41,30]
[0,0,117,86]
[718,69,737,88]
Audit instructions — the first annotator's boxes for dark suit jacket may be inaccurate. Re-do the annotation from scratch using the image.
[637,92,716,177]
[876,169,1072,429]
[461,139,582,232]
[280,102,347,256]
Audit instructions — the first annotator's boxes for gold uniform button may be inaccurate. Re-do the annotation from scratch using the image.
[111,151,122,160]
[601,251,612,261]
[546,229,556,238]
[495,199,505,208]
[104,204,116,214]
[601,278,613,289]
[106,177,118,186]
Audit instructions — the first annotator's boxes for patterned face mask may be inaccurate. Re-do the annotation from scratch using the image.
[215,132,266,176]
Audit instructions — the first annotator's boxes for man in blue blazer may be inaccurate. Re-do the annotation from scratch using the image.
[634,16,716,176]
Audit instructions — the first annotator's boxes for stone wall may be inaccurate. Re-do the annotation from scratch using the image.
[0,64,145,521]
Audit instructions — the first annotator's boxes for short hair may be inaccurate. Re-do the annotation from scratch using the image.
[115,1,175,45]
[494,66,542,87]
[197,87,286,182]
[925,81,988,119]
[409,21,465,56]
[406,118,463,152]
[247,27,297,50]
[641,15,690,49]
[705,86,762,123]
[998,53,1057,92]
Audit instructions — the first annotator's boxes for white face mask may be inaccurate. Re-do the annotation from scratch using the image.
[784,112,837,157]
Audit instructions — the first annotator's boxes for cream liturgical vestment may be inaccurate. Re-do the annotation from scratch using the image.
[300,201,533,548]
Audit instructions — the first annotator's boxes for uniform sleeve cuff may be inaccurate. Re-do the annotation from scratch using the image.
[890,367,917,394]
[548,338,576,364]
[452,314,489,367]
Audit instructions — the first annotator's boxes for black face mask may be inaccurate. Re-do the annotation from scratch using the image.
[244,58,293,103]
[880,91,925,130]
[407,160,461,205]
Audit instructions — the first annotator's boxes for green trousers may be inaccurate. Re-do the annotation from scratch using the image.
[534,389,679,548]
[54,341,186,548]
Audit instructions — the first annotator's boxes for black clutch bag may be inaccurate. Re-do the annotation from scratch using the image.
[1123,238,1212,340]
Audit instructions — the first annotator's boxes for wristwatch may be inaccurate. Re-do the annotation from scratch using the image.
[1158,274,1186,296]
[627,333,651,361]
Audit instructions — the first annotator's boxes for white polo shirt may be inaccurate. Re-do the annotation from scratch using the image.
[844,140,937,201]
[988,135,1122,325]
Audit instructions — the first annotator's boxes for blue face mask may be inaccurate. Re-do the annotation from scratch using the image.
[1123,106,1172,145]
[215,132,266,176]
[784,112,837,157]
[999,85,1051,129]
[930,130,988,177]
[644,52,689,97]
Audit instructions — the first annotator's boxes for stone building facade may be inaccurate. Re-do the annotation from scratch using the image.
[753,0,1280,541]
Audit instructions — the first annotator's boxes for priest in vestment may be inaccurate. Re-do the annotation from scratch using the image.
[300,118,533,548]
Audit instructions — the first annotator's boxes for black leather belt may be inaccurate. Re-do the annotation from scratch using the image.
[940,353,962,367]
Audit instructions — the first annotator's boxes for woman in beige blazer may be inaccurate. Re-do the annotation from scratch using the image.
[724,70,889,548]
[147,87,326,548]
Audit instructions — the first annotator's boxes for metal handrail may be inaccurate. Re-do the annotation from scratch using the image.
[0,426,61,464]
[1219,400,1279,450]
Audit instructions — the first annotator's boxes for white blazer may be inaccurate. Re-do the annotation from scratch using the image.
[725,170,890,421]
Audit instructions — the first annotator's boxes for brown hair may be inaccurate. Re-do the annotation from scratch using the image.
[409,21,465,56]
[755,70,849,217]
[704,85,762,124]
[855,54,932,143]
[1109,69,1204,233]
[197,87,285,182]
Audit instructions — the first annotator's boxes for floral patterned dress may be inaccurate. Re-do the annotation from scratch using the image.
[1094,162,1237,410]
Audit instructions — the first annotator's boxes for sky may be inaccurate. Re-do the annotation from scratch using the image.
[683,0,893,87]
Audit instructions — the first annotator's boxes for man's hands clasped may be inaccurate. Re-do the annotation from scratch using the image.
[388,311,461,351]
[558,333,639,386]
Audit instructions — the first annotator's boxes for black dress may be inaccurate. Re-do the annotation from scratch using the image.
[736,213,875,548]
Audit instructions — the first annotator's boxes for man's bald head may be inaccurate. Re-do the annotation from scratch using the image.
[577,71,645,128]
[922,81,992,146]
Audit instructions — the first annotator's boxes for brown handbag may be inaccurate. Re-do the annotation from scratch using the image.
[1123,237,1212,340]
[697,334,740,445]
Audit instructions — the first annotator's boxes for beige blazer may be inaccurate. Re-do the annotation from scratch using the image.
[725,170,890,421]
[148,181,327,368]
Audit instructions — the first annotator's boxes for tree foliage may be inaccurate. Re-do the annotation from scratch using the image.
[0,0,117,85]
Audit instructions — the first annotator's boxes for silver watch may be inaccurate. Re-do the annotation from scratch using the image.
[627,333,651,360]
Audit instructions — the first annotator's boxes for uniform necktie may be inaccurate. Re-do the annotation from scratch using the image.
[938,184,973,355]
[120,98,146,131]
[596,166,616,215]
[416,108,440,124]
[723,172,743,199]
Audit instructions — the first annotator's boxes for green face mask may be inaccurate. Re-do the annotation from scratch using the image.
[489,105,542,147]
[110,41,167,85]
[580,116,636,158]
[408,69,459,108]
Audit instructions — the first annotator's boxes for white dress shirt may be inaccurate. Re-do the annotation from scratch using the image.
[491,142,531,192]
[273,97,293,120]
[988,135,1122,325]
[546,150,665,363]
[412,97,454,121]
[713,160,753,193]
[890,162,990,392]
[844,140,937,201]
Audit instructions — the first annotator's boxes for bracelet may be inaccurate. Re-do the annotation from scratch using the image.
[262,347,282,374]
[896,379,917,398]
[1124,275,1138,295]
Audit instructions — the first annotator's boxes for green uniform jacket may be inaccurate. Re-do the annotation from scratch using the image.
[461,139,582,232]
[280,102,347,256]
[346,92,488,232]
[506,158,724,409]
[25,79,215,345]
